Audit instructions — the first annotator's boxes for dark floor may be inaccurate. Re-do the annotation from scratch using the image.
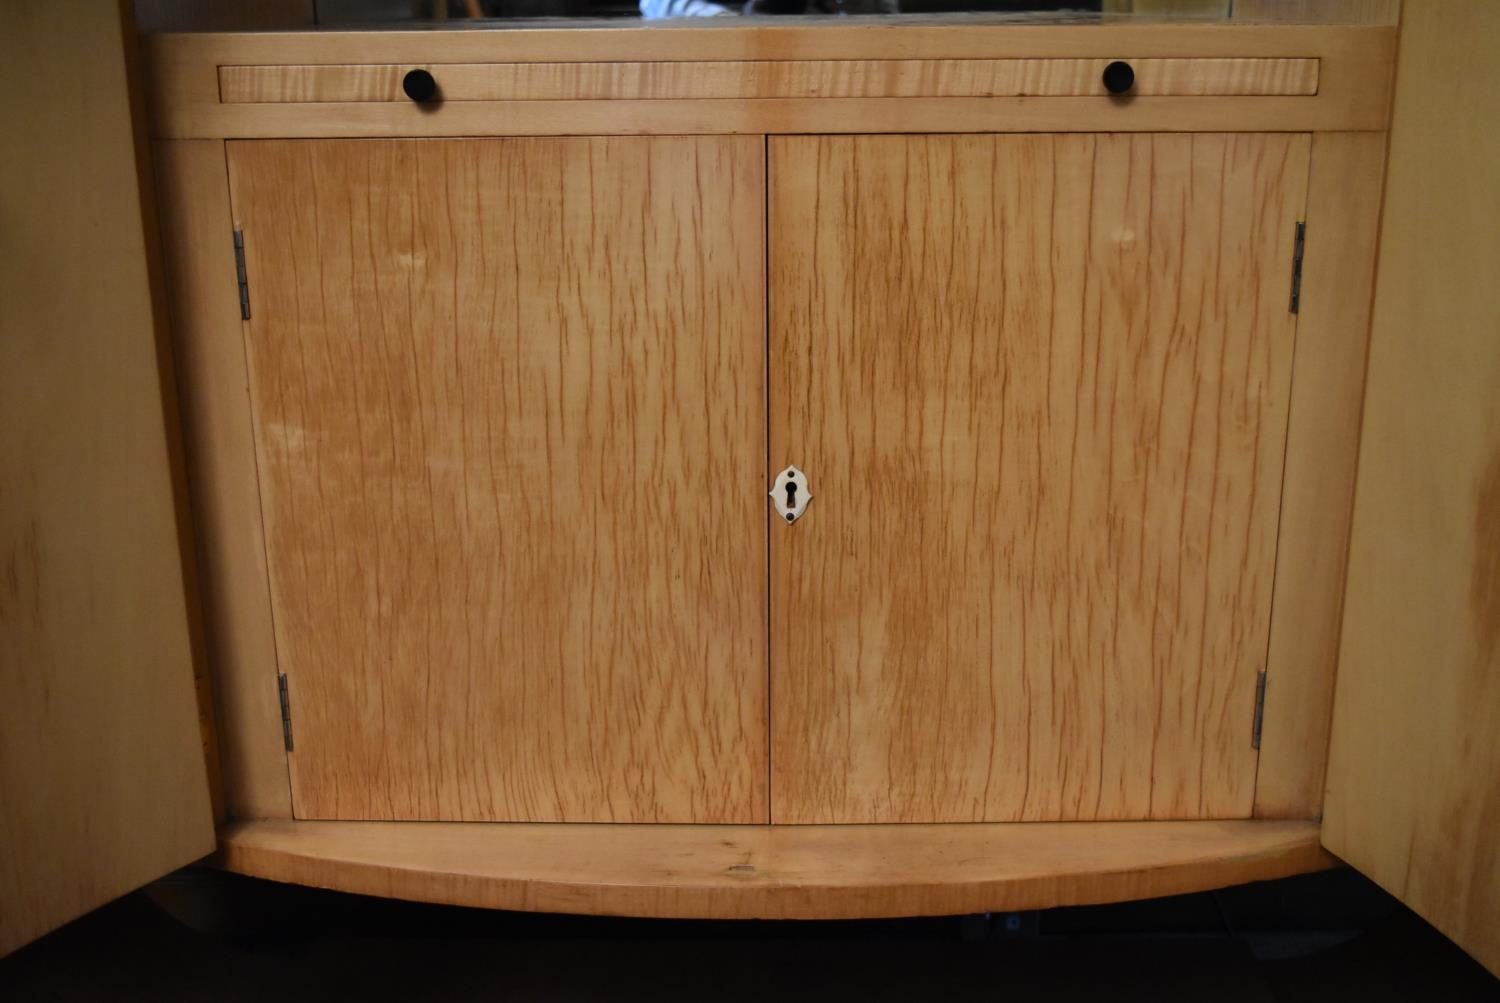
[1,866,1496,1001]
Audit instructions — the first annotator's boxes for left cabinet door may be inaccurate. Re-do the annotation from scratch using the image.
[0,3,215,957]
[227,137,769,823]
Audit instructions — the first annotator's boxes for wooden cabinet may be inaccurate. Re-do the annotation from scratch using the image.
[7,0,1500,978]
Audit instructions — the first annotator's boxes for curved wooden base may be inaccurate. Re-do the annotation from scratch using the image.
[216,819,1333,920]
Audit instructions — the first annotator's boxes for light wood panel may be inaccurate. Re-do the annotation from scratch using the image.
[218,57,1320,103]
[1252,132,1386,819]
[0,0,214,956]
[218,817,1331,920]
[153,139,291,821]
[145,25,1396,139]
[1322,0,1500,977]
[770,134,1309,824]
[228,137,767,824]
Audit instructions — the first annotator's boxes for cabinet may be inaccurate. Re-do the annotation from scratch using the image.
[6,0,1500,977]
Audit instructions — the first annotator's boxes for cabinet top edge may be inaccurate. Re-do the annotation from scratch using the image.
[142,2,1400,38]
[146,21,1398,50]
[143,23,1398,70]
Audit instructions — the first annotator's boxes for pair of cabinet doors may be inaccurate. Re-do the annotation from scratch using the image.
[228,132,1309,826]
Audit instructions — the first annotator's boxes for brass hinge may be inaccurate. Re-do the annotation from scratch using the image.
[1289,221,1307,314]
[1251,670,1269,749]
[233,228,251,320]
[277,673,293,752]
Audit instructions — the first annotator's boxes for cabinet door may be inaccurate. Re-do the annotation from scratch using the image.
[228,137,767,823]
[0,1,215,956]
[770,134,1309,823]
[1321,0,1500,976]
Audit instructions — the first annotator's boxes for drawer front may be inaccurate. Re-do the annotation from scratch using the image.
[219,57,1320,103]
[146,25,1396,138]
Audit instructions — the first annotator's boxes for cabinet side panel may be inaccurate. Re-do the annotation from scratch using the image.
[1321,0,1500,976]
[770,134,1307,823]
[1253,132,1386,819]
[154,139,292,820]
[230,136,768,824]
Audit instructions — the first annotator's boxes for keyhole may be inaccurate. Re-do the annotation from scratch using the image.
[785,480,798,519]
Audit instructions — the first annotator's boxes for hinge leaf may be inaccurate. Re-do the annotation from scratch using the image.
[277,672,293,752]
[1251,671,1269,749]
[233,228,251,321]
[1289,220,1307,314]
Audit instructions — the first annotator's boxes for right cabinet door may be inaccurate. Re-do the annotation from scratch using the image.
[769,134,1310,824]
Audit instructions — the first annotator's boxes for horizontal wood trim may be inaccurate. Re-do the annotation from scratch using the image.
[146,96,1385,139]
[219,58,1320,103]
[147,23,1390,64]
[148,5,1402,31]
[147,25,1394,137]
[216,819,1333,919]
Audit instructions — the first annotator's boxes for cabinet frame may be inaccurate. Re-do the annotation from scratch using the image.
[147,22,1391,829]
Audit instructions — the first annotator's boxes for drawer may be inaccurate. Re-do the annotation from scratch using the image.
[146,25,1396,138]
[218,57,1320,103]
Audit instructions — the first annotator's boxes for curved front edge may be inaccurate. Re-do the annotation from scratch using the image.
[215,819,1333,921]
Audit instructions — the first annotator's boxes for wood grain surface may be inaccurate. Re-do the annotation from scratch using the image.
[770,134,1309,824]
[1321,0,1500,977]
[217,817,1332,920]
[228,137,768,823]
[218,57,1320,104]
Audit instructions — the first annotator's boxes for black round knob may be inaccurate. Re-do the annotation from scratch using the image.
[1102,60,1136,96]
[402,68,438,103]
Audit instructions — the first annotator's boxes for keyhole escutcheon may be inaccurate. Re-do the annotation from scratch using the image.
[771,465,812,524]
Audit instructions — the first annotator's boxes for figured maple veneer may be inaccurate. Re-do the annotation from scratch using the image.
[217,818,1333,920]
[770,133,1310,824]
[218,58,1320,103]
[227,137,768,824]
